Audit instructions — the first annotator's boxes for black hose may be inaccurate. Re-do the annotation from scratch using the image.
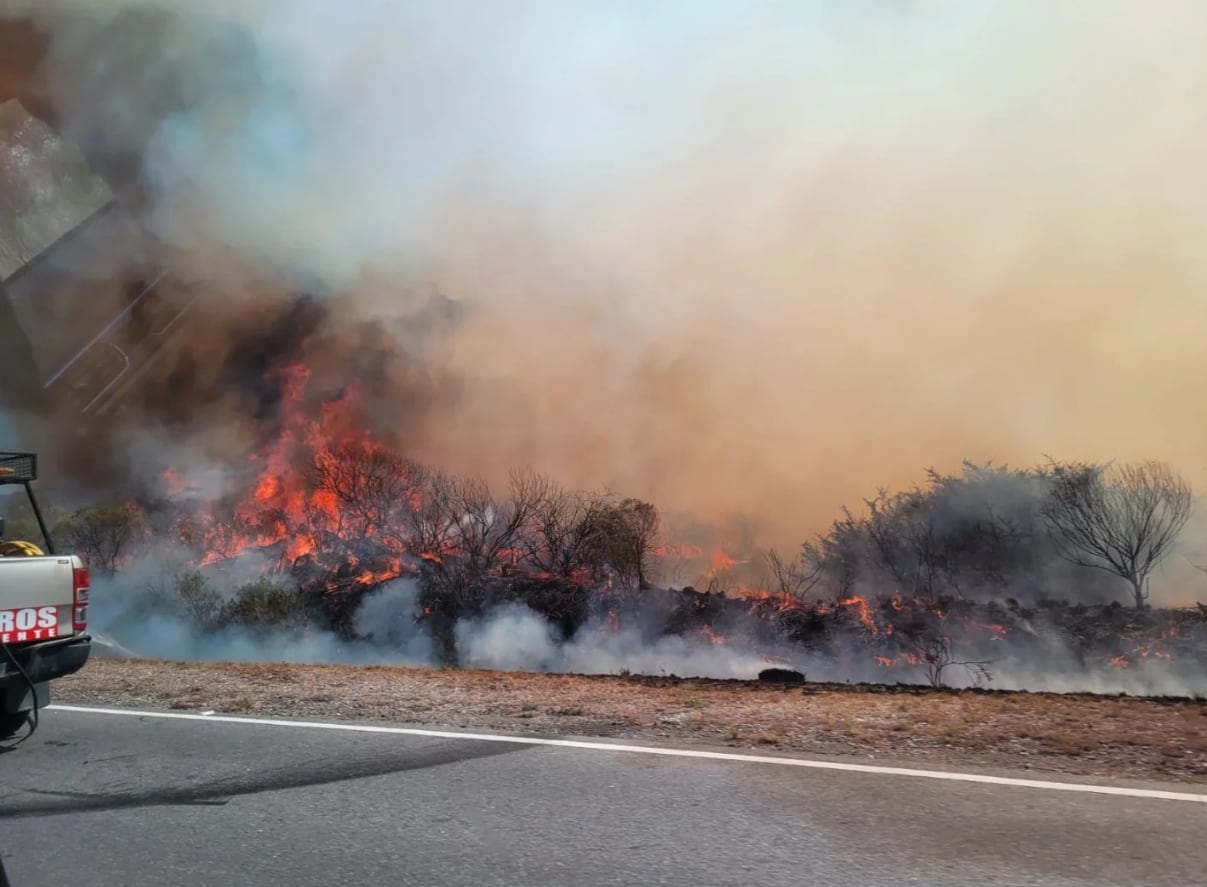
[0,645,44,887]
[0,643,38,748]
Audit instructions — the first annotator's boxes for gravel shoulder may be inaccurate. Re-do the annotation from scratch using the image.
[54,658,1207,785]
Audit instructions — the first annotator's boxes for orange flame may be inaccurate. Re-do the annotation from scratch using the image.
[739,589,801,613]
[698,624,726,645]
[168,363,432,581]
[873,652,923,669]
[837,595,877,634]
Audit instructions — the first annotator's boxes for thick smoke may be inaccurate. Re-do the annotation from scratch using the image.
[5,1,1207,553]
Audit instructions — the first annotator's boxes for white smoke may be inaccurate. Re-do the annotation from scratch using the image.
[89,558,436,666]
[85,554,1206,696]
[92,568,768,678]
[454,602,769,679]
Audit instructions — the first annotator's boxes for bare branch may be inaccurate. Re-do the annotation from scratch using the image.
[763,546,823,601]
[1042,460,1192,609]
[522,485,613,581]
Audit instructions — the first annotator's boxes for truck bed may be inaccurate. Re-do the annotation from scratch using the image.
[0,555,83,645]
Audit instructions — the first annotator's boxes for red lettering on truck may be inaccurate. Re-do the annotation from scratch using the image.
[0,607,60,643]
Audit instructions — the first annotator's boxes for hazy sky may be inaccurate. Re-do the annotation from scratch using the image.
[8,0,1207,546]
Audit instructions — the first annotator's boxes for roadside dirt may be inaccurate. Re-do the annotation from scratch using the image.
[54,659,1207,785]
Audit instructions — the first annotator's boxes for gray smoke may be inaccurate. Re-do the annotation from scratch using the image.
[5,1,1207,543]
[90,567,771,679]
[83,552,1206,696]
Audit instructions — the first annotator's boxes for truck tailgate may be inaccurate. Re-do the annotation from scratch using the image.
[0,555,79,643]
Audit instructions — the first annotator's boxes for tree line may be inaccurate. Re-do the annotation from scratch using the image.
[764,460,1193,610]
[22,445,1197,612]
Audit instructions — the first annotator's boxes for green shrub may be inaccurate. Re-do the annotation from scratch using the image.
[175,570,224,631]
[53,503,146,574]
[219,578,308,631]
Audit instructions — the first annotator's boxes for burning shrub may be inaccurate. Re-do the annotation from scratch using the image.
[762,547,823,602]
[303,436,425,560]
[410,469,551,602]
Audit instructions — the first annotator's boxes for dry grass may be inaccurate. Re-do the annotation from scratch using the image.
[55,659,1207,784]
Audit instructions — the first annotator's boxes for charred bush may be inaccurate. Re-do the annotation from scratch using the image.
[758,668,805,684]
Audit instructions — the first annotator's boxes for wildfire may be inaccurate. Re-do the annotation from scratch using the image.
[875,652,922,669]
[837,595,877,634]
[702,548,752,580]
[168,363,426,580]
[1109,643,1174,669]
[355,559,405,587]
[739,589,801,613]
[160,468,191,498]
[698,624,727,645]
[151,359,1194,689]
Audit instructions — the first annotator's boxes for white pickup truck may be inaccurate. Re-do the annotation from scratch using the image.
[0,451,91,740]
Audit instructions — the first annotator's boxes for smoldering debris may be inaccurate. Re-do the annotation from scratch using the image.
[85,557,1207,696]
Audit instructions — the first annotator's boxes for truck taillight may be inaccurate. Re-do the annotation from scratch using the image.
[73,565,90,631]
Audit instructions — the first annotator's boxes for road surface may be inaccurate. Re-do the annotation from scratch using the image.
[1,706,1204,886]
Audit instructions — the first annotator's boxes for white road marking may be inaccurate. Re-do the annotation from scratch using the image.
[200,710,216,716]
[47,703,1207,804]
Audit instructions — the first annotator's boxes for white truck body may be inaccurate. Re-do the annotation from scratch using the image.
[0,554,87,644]
[0,452,92,739]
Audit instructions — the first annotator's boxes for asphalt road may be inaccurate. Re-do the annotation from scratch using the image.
[1,708,1204,887]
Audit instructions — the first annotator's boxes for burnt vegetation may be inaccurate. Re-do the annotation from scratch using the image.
[37,392,1207,691]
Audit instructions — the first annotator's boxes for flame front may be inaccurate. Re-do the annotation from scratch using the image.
[173,364,413,584]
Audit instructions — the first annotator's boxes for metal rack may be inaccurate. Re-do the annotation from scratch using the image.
[0,452,37,484]
[0,452,53,553]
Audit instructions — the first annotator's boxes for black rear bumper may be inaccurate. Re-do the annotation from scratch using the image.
[1,633,92,686]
